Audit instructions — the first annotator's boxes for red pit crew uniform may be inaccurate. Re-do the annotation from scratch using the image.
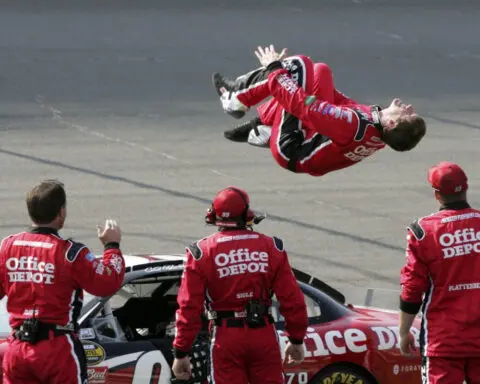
[400,201,480,384]
[173,230,308,384]
[226,55,385,176]
[0,227,125,384]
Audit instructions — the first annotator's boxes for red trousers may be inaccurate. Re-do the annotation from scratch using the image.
[422,356,480,384]
[255,59,337,127]
[236,56,341,175]
[2,334,87,384]
[210,321,284,384]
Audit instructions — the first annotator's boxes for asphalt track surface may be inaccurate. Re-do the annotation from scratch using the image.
[0,0,479,308]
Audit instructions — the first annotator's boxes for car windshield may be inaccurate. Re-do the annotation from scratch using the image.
[0,292,96,334]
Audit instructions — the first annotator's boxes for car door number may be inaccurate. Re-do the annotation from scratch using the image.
[132,350,171,384]
[285,372,308,384]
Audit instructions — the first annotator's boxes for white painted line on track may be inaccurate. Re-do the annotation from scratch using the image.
[35,94,240,180]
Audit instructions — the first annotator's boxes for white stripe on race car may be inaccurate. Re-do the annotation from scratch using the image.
[354,306,400,314]
[104,352,144,369]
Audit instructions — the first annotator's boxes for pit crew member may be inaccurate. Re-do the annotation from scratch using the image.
[213,45,426,177]
[0,179,125,384]
[399,162,480,384]
[172,186,308,384]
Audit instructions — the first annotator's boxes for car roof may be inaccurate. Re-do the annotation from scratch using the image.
[95,253,186,271]
[85,254,358,324]
[102,254,347,305]
[122,254,186,268]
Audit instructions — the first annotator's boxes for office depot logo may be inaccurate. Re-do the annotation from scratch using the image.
[214,249,269,278]
[6,256,55,284]
[439,228,480,259]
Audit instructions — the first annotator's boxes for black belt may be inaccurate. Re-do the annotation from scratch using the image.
[13,321,76,343]
[209,310,248,320]
[210,310,275,328]
[213,316,275,328]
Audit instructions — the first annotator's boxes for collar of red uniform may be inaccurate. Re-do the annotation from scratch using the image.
[440,201,471,211]
[370,105,384,133]
[29,226,59,236]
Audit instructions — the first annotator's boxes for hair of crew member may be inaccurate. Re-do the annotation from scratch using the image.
[0,179,126,384]
[26,179,67,228]
[172,186,309,384]
[399,162,480,383]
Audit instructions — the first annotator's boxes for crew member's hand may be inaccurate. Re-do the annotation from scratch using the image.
[399,332,416,357]
[254,45,288,67]
[283,341,304,367]
[172,357,192,381]
[97,219,121,245]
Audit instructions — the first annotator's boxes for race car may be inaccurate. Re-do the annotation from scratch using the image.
[0,254,422,384]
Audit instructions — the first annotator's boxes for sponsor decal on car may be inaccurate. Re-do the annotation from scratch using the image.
[370,325,420,350]
[87,366,108,383]
[320,372,364,384]
[393,363,421,375]
[82,341,106,366]
[277,325,420,357]
[79,328,96,340]
[278,327,368,357]
[145,264,184,273]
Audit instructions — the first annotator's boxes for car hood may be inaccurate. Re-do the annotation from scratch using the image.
[347,304,422,326]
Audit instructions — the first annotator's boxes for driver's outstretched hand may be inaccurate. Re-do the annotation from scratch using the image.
[254,44,288,67]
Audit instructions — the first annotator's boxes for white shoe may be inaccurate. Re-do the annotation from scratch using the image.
[247,125,272,148]
[220,91,249,119]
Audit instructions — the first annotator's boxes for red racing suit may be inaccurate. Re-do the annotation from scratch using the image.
[228,56,385,176]
[400,201,480,384]
[0,227,125,384]
[173,229,308,384]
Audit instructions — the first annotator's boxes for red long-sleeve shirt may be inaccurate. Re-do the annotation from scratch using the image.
[173,229,308,354]
[400,201,480,357]
[0,227,125,328]
[266,66,386,175]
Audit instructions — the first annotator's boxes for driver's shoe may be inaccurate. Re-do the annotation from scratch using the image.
[212,72,247,119]
[224,117,271,148]
[224,117,261,143]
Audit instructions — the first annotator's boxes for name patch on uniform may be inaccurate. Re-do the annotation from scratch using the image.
[214,248,269,278]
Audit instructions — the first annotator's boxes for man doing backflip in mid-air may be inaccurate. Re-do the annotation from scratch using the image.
[212,45,426,177]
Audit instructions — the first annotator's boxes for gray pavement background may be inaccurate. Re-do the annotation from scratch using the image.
[0,0,479,308]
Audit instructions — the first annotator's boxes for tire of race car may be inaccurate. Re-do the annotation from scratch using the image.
[309,364,377,384]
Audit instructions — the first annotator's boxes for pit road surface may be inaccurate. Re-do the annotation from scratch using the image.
[0,0,479,307]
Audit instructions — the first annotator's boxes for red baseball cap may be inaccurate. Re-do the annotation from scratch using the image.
[427,161,468,195]
[210,186,259,226]
[213,187,251,218]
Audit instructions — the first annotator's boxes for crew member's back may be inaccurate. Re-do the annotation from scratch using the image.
[0,179,125,384]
